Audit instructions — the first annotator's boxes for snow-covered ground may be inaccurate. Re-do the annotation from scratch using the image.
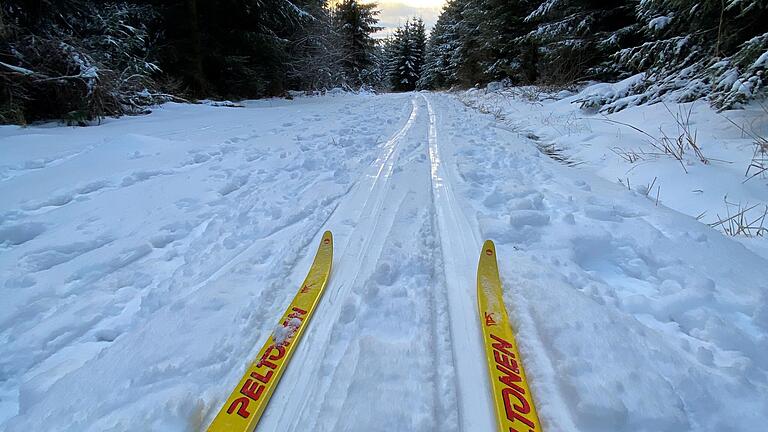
[460,83,768,257]
[1,91,767,431]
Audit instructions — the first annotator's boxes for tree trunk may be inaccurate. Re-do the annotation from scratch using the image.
[183,0,206,94]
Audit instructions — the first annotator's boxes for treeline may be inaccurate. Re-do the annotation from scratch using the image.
[0,0,382,124]
[420,0,768,110]
[3,1,766,124]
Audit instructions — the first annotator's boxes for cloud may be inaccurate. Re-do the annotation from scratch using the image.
[373,2,443,38]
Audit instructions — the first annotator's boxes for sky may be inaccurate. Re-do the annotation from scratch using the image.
[365,0,446,38]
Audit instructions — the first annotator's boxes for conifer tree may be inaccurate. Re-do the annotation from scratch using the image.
[523,0,638,84]
[477,0,537,83]
[419,6,453,89]
[449,0,486,86]
[386,18,427,91]
[1,0,160,123]
[418,0,464,89]
[333,0,383,87]
[616,0,768,108]
[287,0,347,92]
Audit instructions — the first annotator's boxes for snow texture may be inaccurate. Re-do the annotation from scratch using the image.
[1,90,767,431]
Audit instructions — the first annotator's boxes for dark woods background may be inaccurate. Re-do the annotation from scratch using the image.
[0,0,382,124]
[419,0,767,112]
[1,0,766,125]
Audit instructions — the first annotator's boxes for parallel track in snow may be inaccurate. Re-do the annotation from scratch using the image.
[258,97,422,430]
[264,94,498,431]
[423,94,495,431]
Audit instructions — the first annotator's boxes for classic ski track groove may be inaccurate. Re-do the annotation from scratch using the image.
[258,97,421,430]
[423,94,495,431]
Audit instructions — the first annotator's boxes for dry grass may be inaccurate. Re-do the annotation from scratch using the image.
[708,196,768,237]
[536,142,583,167]
[611,146,646,163]
[458,92,582,167]
[721,103,768,183]
[599,103,710,173]
[618,176,661,205]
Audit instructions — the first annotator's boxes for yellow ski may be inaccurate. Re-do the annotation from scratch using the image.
[477,240,542,432]
[207,231,333,432]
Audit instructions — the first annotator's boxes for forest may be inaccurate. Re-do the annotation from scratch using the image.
[1,0,766,124]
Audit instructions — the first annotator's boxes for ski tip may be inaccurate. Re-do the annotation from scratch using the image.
[482,239,496,257]
[322,230,333,245]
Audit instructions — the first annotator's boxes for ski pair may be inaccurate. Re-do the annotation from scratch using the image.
[207,232,541,432]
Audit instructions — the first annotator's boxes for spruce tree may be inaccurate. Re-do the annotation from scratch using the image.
[616,0,768,108]
[386,18,427,91]
[333,0,383,87]
[523,0,639,85]
[450,0,486,86]
[287,0,347,92]
[150,0,310,98]
[419,0,463,89]
[1,0,160,123]
[478,0,537,84]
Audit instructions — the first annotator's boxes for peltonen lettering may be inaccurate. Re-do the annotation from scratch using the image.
[490,333,536,431]
[496,362,525,392]
[251,369,273,384]
[226,397,251,418]
[257,344,287,369]
[240,378,266,401]
[283,308,307,326]
[502,386,535,430]
[494,349,520,375]
[490,333,515,358]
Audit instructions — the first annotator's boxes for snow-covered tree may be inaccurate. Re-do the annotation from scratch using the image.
[385,18,426,91]
[419,0,463,89]
[1,0,161,124]
[161,0,312,97]
[523,0,639,84]
[613,0,768,109]
[420,0,537,89]
[449,0,486,86]
[332,0,383,87]
[287,0,348,92]
[476,0,538,83]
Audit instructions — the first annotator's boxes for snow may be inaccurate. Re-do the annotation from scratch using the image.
[0,62,36,76]
[273,318,302,345]
[648,16,672,31]
[463,85,768,255]
[753,50,768,68]
[1,90,767,431]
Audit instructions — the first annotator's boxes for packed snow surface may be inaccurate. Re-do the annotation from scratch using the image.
[1,91,767,431]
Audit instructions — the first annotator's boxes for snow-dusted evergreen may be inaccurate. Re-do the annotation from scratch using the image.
[418,1,463,89]
[422,0,768,110]
[0,0,385,124]
[523,0,638,84]
[477,0,538,83]
[0,1,160,124]
[607,0,768,110]
[384,18,427,91]
[332,0,383,88]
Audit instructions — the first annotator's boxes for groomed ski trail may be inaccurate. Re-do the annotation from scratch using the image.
[260,94,527,432]
[4,91,768,432]
[422,94,495,431]
[256,96,461,431]
[0,94,428,431]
